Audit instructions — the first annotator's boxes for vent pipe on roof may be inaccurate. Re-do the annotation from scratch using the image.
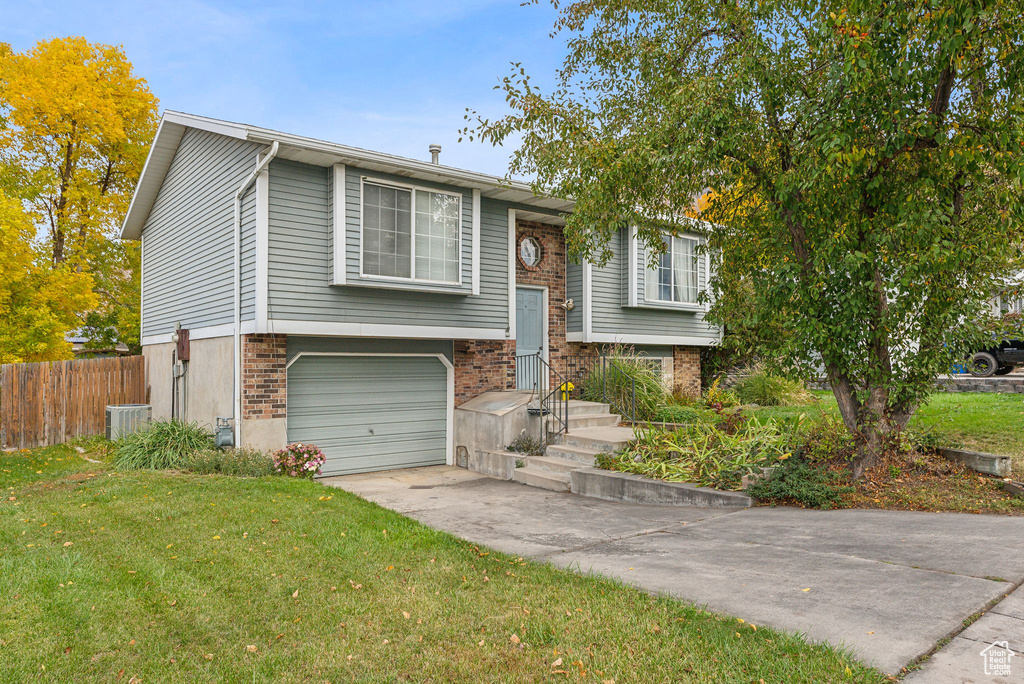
[428,143,441,164]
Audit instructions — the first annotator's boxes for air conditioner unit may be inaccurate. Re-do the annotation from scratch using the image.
[106,404,152,440]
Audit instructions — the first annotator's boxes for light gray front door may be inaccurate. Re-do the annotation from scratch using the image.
[286,355,448,476]
[515,287,545,390]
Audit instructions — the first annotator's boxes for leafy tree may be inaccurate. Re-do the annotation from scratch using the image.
[0,190,96,363]
[466,0,1024,476]
[0,36,157,354]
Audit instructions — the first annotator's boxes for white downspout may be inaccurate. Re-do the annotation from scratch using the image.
[234,141,279,448]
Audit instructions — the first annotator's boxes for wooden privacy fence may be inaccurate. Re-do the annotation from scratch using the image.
[0,355,146,449]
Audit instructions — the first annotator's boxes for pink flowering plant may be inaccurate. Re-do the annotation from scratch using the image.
[272,443,326,478]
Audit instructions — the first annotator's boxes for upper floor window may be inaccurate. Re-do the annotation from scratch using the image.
[361,180,460,284]
[645,234,699,304]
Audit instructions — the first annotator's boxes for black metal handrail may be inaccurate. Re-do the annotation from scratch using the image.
[565,352,638,423]
[519,353,570,447]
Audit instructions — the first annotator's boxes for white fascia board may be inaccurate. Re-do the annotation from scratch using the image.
[255,168,270,332]
[268,319,508,340]
[507,208,517,339]
[628,227,638,308]
[331,163,347,286]
[472,189,481,296]
[141,321,256,346]
[581,332,718,347]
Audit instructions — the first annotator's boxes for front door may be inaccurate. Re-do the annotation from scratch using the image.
[515,287,545,390]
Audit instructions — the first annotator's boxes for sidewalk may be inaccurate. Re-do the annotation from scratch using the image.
[905,584,1023,683]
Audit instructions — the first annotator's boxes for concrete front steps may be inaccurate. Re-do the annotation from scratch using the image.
[511,415,633,493]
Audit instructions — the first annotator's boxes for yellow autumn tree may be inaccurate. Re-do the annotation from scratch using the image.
[0,37,158,357]
[0,37,158,266]
[0,190,96,363]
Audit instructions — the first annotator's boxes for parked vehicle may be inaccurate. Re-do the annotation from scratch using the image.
[969,339,1024,377]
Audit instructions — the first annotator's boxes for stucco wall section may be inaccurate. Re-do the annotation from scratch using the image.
[142,336,233,428]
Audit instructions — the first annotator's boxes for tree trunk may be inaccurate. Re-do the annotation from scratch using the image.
[827,371,912,480]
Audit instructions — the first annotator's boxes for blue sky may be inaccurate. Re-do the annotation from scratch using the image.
[3,0,565,176]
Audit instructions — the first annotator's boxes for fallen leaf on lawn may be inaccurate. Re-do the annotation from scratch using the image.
[169,600,177,607]
[117,669,125,680]
[552,657,563,667]
[510,634,520,645]
[246,645,258,653]
[478,640,485,647]
[212,535,220,540]
[203,654,213,661]
[275,634,284,640]
[63,541,73,547]
[318,495,332,501]
[128,640,135,646]
[292,589,299,598]
[402,611,410,619]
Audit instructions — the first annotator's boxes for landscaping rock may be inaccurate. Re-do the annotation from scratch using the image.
[1004,481,1024,498]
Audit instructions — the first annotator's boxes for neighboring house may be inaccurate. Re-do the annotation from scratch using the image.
[65,331,130,358]
[122,111,719,476]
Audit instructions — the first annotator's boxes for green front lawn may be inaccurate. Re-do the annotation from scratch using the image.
[0,444,884,682]
[749,391,1024,480]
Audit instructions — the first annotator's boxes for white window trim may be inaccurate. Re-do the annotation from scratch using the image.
[284,351,454,467]
[358,176,463,287]
[330,163,346,286]
[507,208,516,339]
[471,188,481,295]
[628,229,709,313]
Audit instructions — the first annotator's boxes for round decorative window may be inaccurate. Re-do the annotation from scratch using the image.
[519,236,542,269]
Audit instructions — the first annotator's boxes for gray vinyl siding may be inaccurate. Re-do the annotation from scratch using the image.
[267,159,509,331]
[566,260,583,333]
[286,336,453,363]
[141,128,263,337]
[590,229,718,341]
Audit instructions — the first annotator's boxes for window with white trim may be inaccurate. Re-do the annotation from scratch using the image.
[361,180,460,284]
[645,234,700,304]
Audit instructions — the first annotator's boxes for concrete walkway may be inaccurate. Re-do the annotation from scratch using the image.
[324,466,1024,677]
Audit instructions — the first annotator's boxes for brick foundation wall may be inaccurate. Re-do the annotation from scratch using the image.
[673,346,701,397]
[453,340,516,405]
[242,334,287,419]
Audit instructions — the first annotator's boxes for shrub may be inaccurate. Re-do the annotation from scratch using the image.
[606,419,793,490]
[734,369,813,407]
[580,346,666,420]
[186,447,275,477]
[273,443,326,478]
[113,420,212,470]
[507,432,543,456]
[800,414,857,463]
[652,404,716,424]
[746,457,854,509]
[702,378,740,409]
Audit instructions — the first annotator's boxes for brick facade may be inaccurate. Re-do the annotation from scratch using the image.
[453,340,516,405]
[242,334,287,419]
[673,346,702,397]
[514,220,571,378]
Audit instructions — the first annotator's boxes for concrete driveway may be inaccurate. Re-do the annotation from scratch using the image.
[325,466,1024,676]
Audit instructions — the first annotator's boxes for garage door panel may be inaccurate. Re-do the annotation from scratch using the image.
[286,355,448,476]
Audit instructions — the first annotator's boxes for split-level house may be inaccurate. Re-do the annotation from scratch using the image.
[123,111,720,476]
